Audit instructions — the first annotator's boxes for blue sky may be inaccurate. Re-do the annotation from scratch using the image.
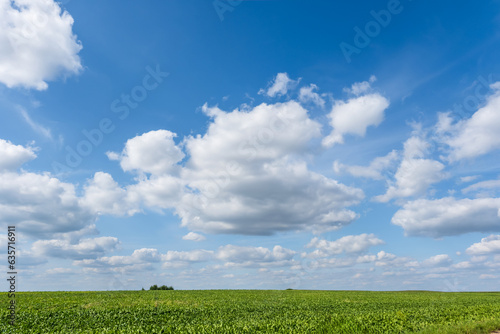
[1,0,500,291]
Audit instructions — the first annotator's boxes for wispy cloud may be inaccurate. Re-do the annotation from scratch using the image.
[18,107,53,140]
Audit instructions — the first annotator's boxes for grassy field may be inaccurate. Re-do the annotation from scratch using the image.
[2,290,500,333]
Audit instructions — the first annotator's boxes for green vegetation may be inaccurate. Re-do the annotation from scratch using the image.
[2,290,500,333]
[149,285,174,291]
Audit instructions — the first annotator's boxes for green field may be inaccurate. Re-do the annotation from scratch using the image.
[2,290,500,333]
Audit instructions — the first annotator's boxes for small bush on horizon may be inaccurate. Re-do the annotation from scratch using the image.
[149,284,174,290]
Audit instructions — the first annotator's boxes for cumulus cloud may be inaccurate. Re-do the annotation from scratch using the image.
[466,235,500,255]
[81,172,140,216]
[163,249,214,262]
[260,72,299,97]
[216,245,295,267]
[333,150,398,180]
[0,0,82,90]
[422,254,452,267]
[74,244,295,271]
[322,79,389,147]
[107,130,184,175]
[375,136,447,202]
[0,139,36,171]
[436,83,500,160]
[392,197,500,237]
[343,75,377,96]
[182,232,206,242]
[305,234,384,258]
[109,102,364,236]
[76,248,163,268]
[31,237,119,260]
[298,84,325,107]
[0,170,96,238]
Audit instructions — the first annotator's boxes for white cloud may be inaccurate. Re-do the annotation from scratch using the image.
[18,107,52,139]
[392,197,500,237]
[375,136,447,202]
[182,232,206,242]
[355,251,402,267]
[343,75,377,96]
[111,102,364,236]
[0,170,96,238]
[466,235,500,255]
[459,175,480,183]
[437,83,500,160]
[0,0,82,90]
[31,237,119,260]
[46,268,75,275]
[480,274,499,279]
[0,139,36,171]
[375,158,446,202]
[298,84,325,107]
[0,140,109,245]
[178,159,363,235]
[422,254,452,267]
[81,172,140,216]
[163,249,214,262]
[216,245,295,267]
[322,83,389,147]
[260,72,299,97]
[107,130,184,175]
[76,248,163,268]
[462,179,500,194]
[305,234,384,258]
[334,150,398,180]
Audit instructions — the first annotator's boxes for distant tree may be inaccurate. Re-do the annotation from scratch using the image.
[149,284,174,290]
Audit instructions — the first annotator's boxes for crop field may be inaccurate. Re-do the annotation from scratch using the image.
[2,290,500,333]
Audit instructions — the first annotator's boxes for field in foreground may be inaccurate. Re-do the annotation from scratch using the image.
[2,290,500,333]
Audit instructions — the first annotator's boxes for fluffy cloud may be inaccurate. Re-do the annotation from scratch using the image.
[466,235,500,255]
[343,75,377,96]
[76,248,163,268]
[375,136,447,202]
[163,249,214,262]
[422,254,452,267]
[0,171,96,238]
[81,172,140,216]
[182,232,206,242]
[74,244,295,270]
[107,130,184,175]
[299,84,325,107]
[31,237,119,260]
[260,72,299,97]
[392,197,500,237]
[0,139,36,171]
[375,158,446,202]
[305,234,384,258]
[216,245,295,267]
[0,140,109,248]
[334,150,398,180]
[437,83,500,160]
[108,101,364,236]
[0,0,82,90]
[322,79,389,147]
